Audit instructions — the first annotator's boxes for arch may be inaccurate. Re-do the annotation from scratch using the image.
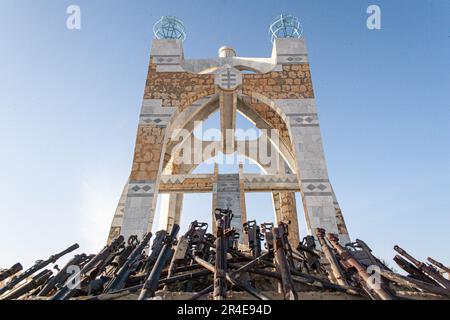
[238,92,292,138]
[165,136,281,175]
[164,92,296,174]
[236,95,296,172]
[165,94,219,156]
[157,88,302,242]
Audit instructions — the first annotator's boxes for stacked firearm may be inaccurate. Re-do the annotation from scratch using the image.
[0,208,449,300]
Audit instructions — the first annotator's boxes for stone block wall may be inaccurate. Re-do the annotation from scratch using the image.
[144,62,215,110]
[130,124,166,181]
[273,192,300,246]
[243,64,314,100]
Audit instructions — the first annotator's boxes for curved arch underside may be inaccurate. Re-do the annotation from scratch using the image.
[108,38,350,248]
[163,93,296,175]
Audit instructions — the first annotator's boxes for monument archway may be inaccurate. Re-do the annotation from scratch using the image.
[107,36,350,246]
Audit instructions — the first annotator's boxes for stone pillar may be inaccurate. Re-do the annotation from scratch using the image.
[109,39,186,241]
[158,193,184,231]
[271,156,300,246]
[272,38,351,244]
[238,163,248,245]
[119,101,175,240]
[272,192,300,246]
[107,181,129,244]
[331,186,350,241]
[281,99,350,245]
[219,91,237,154]
[211,163,219,233]
[212,172,246,244]
[108,36,352,247]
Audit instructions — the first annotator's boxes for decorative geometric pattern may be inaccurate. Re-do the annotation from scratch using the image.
[160,174,214,185]
[306,183,328,191]
[159,175,214,193]
[289,113,319,127]
[140,116,170,126]
[158,174,303,193]
[302,180,333,196]
[139,108,174,126]
[286,56,303,62]
[128,181,155,197]
[142,185,152,192]
[215,67,242,91]
[153,55,182,66]
[242,174,299,192]
[277,54,308,64]
[244,174,298,184]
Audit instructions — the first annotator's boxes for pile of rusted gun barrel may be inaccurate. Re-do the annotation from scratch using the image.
[1,208,449,301]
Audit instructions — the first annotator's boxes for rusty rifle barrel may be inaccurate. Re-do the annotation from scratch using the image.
[328,234,394,300]
[316,228,349,287]
[427,257,450,274]
[394,245,450,289]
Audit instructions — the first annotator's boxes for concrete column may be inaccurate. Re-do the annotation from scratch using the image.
[273,192,282,223]
[158,193,184,231]
[272,38,309,67]
[238,163,249,245]
[331,186,350,240]
[272,192,301,246]
[118,100,175,240]
[212,171,246,244]
[219,91,237,154]
[279,99,351,245]
[211,164,219,233]
[107,181,129,244]
[271,156,300,245]
[150,39,184,72]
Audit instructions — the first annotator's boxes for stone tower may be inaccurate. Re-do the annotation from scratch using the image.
[107,21,351,246]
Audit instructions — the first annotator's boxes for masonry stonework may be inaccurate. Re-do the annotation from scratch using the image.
[242,97,292,149]
[108,37,351,246]
[144,62,216,110]
[130,124,166,181]
[273,191,300,246]
[243,64,314,100]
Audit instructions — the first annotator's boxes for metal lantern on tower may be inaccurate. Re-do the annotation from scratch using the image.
[153,16,187,41]
[269,14,303,44]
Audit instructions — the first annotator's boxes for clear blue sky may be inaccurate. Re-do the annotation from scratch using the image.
[0,0,449,271]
